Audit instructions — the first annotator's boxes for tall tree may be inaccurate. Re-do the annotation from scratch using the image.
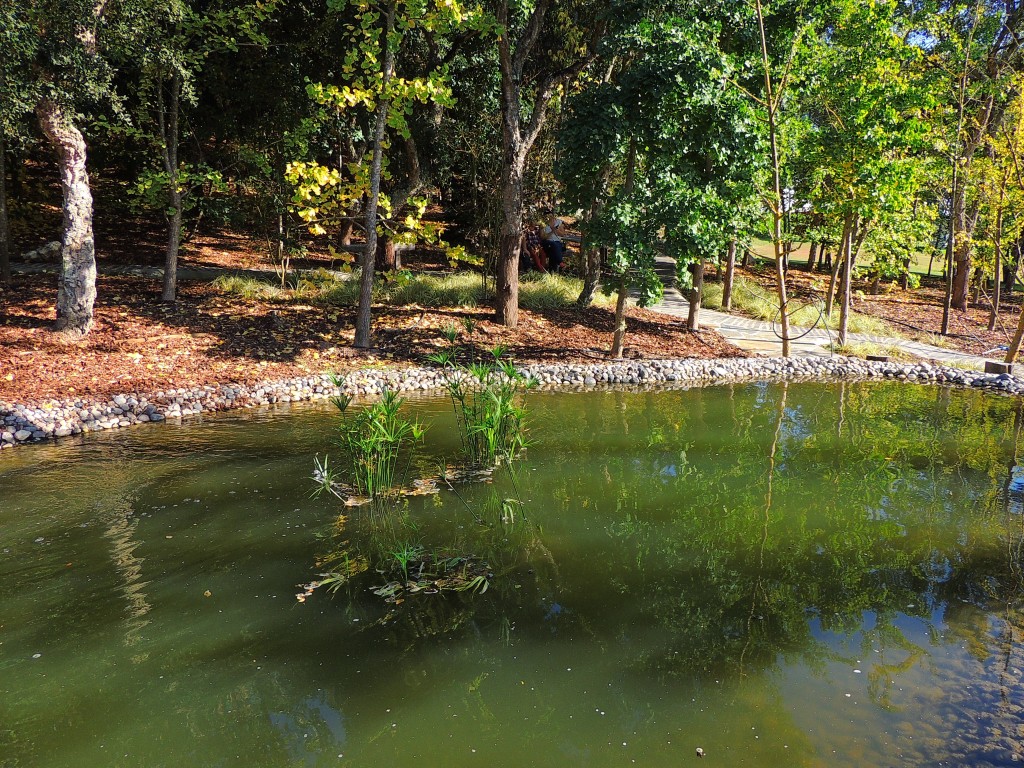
[941,0,1024,312]
[7,0,139,336]
[289,0,494,347]
[131,0,275,302]
[493,0,607,327]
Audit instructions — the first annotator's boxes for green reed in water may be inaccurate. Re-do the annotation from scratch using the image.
[427,344,535,468]
[318,379,425,499]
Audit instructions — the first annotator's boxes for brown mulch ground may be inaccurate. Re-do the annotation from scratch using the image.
[739,262,1022,357]
[1,270,742,404]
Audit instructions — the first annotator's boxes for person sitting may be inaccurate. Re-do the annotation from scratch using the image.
[540,213,567,273]
[522,224,548,272]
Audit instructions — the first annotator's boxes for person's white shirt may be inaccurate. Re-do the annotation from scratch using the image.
[542,218,563,242]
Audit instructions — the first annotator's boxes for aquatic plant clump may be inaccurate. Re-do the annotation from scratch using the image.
[428,344,536,468]
[317,380,425,500]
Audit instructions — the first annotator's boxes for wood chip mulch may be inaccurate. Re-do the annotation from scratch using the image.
[0,273,744,404]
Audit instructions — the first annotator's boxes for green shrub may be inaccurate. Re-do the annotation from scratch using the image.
[387,273,489,307]
[212,273,286,300]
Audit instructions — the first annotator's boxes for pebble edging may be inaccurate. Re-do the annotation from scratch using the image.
[2,356,1021,453]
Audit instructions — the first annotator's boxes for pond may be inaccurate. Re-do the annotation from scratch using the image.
[3,382,1024,767]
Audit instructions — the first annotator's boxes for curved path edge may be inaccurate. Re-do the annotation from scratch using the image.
[3,356,1023,454]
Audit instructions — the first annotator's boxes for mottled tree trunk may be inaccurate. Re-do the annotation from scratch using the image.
[496,151,525,327]
[160,74,182,302]
[687,260,703,331]
[355,0,397,349]
[722,240,737,310]
[0,130,10,284]
[36,97,96,338]
[826,218,851,319]
[610,272,629,358]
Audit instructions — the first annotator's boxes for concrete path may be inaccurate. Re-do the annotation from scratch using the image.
[648,258,992,368]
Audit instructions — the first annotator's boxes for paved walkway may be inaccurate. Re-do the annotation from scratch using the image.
[648,258,991,368]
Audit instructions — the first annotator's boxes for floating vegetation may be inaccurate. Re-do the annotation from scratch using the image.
[370,553,492,604]
[314,382,425,501]
[427,343,535,469]
[300,551,491,605]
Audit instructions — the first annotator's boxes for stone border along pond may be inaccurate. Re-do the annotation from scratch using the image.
[1,356,1021,453]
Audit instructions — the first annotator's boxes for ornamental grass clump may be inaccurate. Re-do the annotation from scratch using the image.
[318,380,425,500]
[428,345,535,468]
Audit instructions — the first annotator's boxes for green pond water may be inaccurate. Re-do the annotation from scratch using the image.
[4,382,1024,767]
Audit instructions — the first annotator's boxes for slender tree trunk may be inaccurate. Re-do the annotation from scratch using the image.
[36,97,96,338]
[161,74,182,302]
[494,0,560,328]
[1006,304,1024,364]
[755,0,789,356]
[838,212,855,347]
[941,204,955,334]
[687,260,704,331]
[576,168,612,307]
[722,240,737,310]
[826,218,851,319]
[990,228,1002,332]
[577,244,604,307]
[950,185,972,310]
[989,184,1007,331]
[355,0,397,349]
[0,129,10,285]
[610,272,629,358]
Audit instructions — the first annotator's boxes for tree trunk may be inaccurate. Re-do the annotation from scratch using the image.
[577,245,604,307]
[610,272,629,358]
[36,97,96,338]
[990,226,1002,331]
[826,218,851,319]
[806,241,818,272]
[161,74,182,302]
[0,129,10,285]
[496,151,525,327]
[722,240,737,310]
[1006,303,1024,364]
[838,213,855,347]
[355,0,397,349]
[687,260,704,331]
[576,172,610,307]
[375,235,397,271]
[755,0,789,356]
[494,0,560,328]
[989,182,1007,330]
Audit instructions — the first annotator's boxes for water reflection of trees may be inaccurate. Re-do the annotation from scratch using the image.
[315,383,1024,691]
[583,383,1024,683]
